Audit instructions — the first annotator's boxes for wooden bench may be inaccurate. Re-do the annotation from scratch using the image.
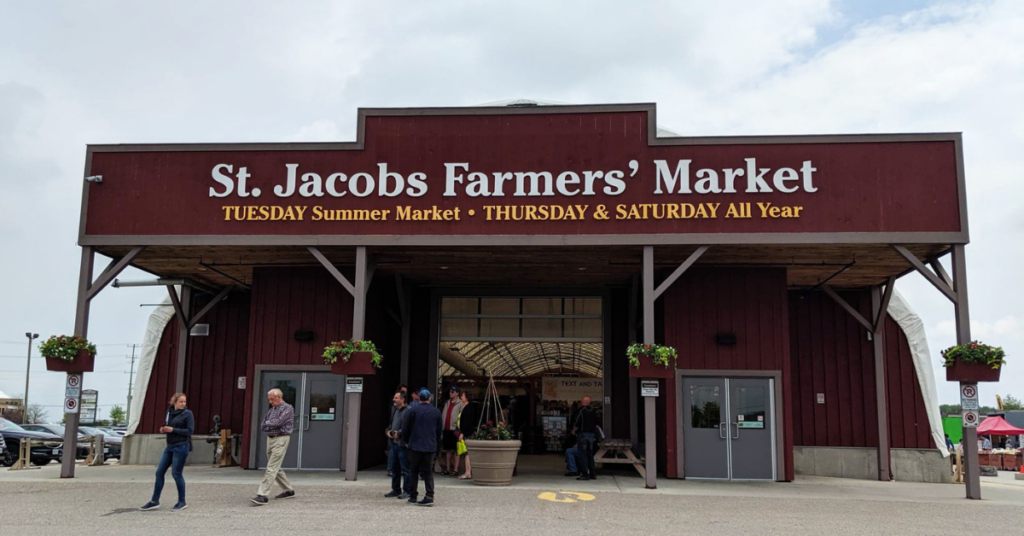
[594,439,646,478]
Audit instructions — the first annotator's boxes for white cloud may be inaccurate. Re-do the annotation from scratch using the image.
[1,0,1022,413]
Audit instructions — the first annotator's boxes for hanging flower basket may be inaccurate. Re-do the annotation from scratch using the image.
[942,342,1004,382]
[323,340,382,376]
[627,342,677,379]
[40,335,97,373]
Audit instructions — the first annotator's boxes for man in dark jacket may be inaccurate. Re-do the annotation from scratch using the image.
[384,390,411,499]
[401,388,443,507]
[572,395,598,480]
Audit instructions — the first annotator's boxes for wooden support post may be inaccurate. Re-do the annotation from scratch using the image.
[174,286,192,394]
[952,245,981,500]
[871,287,891,481]
[397,275,411,386]
[628,275,639,451]
[62,247,94,478]
[642,246,657,489]
[345,246,369,481]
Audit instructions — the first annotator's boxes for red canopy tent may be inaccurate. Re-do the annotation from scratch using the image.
[976,416,1024,436]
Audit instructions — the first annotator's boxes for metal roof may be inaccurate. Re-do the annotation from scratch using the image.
[440,341,603,378]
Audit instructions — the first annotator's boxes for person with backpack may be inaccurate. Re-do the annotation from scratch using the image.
[140,392,194,511]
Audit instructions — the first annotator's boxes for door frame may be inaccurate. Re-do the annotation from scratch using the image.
[248,365,337,470]
[675,369,785,482]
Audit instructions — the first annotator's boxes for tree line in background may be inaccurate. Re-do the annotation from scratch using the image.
[940,394,1023,415]
[3,399,127,426]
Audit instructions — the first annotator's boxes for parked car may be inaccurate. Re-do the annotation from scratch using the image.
[97,426,128,437]
[20,424,92,459]
[78,426,123,460]
[0,418,62,466]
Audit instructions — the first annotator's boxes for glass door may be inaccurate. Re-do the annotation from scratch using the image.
[681,377,728,479]
[298,373,345,469]
[728,378,775,481]
[681,376,776,480]
[257,371,346,470]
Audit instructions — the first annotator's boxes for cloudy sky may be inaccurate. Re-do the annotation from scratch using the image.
[1,0,1021,423]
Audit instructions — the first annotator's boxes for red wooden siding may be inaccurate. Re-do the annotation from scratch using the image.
[662,268,793,480]
[789,290,934,451]
[139,319,180,432]
[182,293,250,436]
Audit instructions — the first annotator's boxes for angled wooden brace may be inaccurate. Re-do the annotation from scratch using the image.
[86,246,145,301]
[892,245,957,303]
[653,246,709,300]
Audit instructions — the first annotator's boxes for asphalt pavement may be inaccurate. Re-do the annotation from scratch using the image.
[2,466,1023,535]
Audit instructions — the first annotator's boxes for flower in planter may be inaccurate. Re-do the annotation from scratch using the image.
[626,342,678,368]
[470,421,513,441]
[39,335,97,362]
[941,341,1006,370]
[322,339,383,368]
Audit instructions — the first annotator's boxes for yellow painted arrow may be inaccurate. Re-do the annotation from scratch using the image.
[537,491,596,503]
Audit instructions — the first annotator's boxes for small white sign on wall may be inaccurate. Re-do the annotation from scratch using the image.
[238,376,246,389]
[816,393,825,404]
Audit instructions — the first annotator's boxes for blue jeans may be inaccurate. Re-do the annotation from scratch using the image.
[152,443,189,504]
[566,447,580,473]
[389,444,410,493]
[577,433,596,477]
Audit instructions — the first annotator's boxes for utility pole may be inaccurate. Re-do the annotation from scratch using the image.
[126,343,138,426]
[23,332,38,424]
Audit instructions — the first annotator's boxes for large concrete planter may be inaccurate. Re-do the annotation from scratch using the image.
[465,439,521,486]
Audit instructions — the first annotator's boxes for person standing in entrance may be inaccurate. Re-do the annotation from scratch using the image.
[388,385,409,477]
[456,390,478,479]
[572,395,598,481]
[402,388,442,506]
[251,388,296,505]
[140,392,194,511]
[441,385,464,476]
[385,390,411,499]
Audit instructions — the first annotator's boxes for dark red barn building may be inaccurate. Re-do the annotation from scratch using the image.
[66,102,972,486]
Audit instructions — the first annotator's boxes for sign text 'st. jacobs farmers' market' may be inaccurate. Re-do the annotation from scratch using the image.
[209,158,817,222]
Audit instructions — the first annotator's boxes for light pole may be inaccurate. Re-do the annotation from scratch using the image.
[24,332,38,424]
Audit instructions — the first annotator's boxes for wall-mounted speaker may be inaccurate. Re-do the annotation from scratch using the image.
[715,333,737,346]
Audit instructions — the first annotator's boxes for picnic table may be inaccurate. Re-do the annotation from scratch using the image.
[594,439,646,478]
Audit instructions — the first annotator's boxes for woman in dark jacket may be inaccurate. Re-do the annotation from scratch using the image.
[140,392,194,511]
[457,391,478,480]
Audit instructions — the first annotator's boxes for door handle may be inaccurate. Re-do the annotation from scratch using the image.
[719,422,727,439]
[731,422,739,439]
[302,414,309,431]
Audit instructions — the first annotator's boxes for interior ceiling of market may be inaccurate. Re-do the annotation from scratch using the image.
[438,341,604,379]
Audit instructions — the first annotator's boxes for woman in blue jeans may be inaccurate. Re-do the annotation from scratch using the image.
[140,392,194,511]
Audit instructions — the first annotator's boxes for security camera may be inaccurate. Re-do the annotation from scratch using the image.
[85,175,103,183]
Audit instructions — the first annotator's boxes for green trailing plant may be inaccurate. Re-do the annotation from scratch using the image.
[470,421,514,441]
[941,341,1005,370]
[322,339,383,369]
[38,335,96,362]
[627,342,678,369]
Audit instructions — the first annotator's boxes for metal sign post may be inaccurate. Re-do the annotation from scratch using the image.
[960,382,981,498]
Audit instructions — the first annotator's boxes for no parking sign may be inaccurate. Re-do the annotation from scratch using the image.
[961,383,979,428]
